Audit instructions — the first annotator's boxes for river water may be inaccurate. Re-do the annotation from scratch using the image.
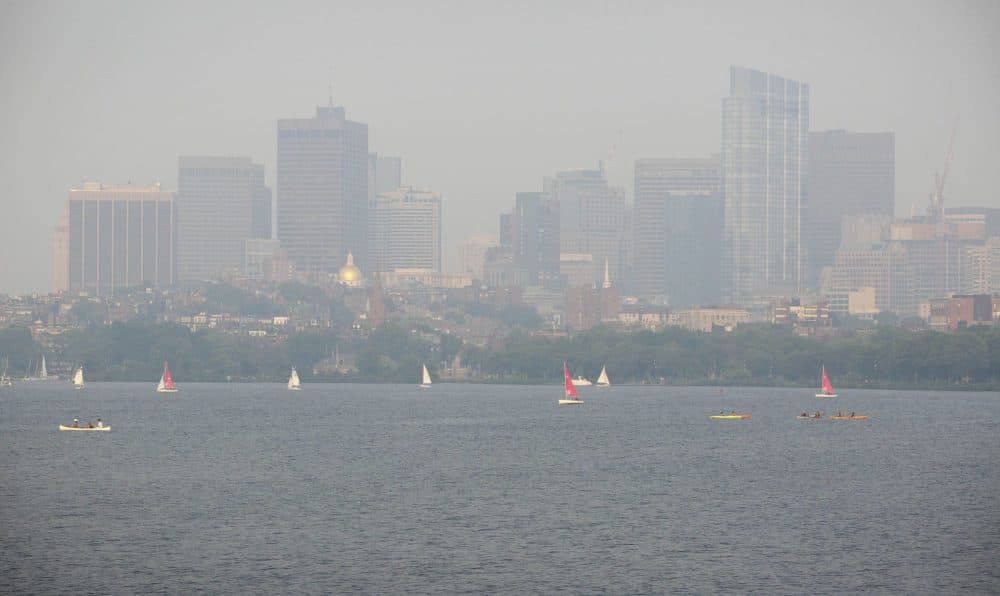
[1,383,998,594]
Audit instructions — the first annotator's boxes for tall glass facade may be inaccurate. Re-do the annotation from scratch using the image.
[722,67,809,306]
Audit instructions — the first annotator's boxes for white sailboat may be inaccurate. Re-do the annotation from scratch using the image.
[571,375,592,387]
[0,356,13,388]
[419,364,432,389]
[72,366,84,389]
[23,355,55,381]
[596,365,610,387]
[288,367,302,391]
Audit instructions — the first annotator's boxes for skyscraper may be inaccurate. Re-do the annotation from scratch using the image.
[722,67,809,305]
[546,166,626,287]
[251,163,273,239]
[634,157,722,305]
[513,192,560,287]
[176,156,267,282]
[277,105,369,274]
[56,182,173,295]
[369,186,441,272]
[367,154,402,200]
[805,130,894,285]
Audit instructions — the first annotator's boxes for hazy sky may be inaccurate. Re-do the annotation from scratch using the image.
[1,0,997,293]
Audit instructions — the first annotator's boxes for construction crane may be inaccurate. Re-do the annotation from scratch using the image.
[929,126,956,224]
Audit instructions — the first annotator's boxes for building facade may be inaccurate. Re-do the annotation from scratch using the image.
[545,166,626,287]
[634,156,722,305]
[512,192,560,287]
[277,105,369,274]
[176,156,267,282]
[56,182,174,295]
[369,186,442,272]
[805,130,894,285]
[722,67,809,306]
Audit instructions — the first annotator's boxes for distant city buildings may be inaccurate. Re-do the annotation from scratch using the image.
[456,235,497,280]
[546,166,627,287]
[722,67,809,306]
[369,186,442,272]
[805,130,895,285]
[511,192,560,287]
[176,156,268,282]
[277,104,369,274]
[633,156,722,306]
[368,153,402,200]
[55,182,174,295]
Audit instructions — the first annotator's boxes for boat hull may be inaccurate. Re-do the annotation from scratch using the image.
[815,393,837,398]
[59,425,110,431]
[831,416,867,420]
[710,414,751,419]
[155,388,178,393]
[797,415,822,420]
[288,386,302,391]
[558,399,584,405]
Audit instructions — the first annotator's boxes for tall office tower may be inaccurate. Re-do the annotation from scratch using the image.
[367,154,403,200]
[277,105,369,274]
[545,166,626,286]
[176,156,264,281]
[805,130,894,285]
[369,186,441,271]
[250,163,273,239]
[634,157,722,305]
[57,182,173,295]
[722,67,809,306]
[513,192,560,286]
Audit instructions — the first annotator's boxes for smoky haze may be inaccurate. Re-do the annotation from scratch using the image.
[1,0,998,293]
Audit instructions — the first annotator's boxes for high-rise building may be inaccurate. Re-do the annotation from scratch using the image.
[176,156,267,282]
[513,192,560,287]
[57,182,173,295]
[251,163,273,239]
[367,154,402,200]
[805,130,894,285]
[634,157,722,305]
[277,105,369,274]
[545,166,626,286]
[369,186,441,272]
[722,67,809,306]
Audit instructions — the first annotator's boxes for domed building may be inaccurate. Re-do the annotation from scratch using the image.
[338,251,364,287]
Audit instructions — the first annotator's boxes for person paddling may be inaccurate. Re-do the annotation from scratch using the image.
[96,418,103,428]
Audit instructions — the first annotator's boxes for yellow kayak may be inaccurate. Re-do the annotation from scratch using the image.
[710,414,751,419]
[58,425,111,431]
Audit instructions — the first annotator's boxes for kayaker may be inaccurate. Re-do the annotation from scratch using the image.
[801,412,807,417]
[850,411,855,418]
[96,418,103,428]
[72,417,79,428]
[87,421,93,428]
[814,411,821,418]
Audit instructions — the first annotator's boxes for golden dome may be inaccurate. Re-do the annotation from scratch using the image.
[338,251,362,284]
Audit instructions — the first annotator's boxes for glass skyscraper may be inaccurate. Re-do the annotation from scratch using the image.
[722,67,809,306]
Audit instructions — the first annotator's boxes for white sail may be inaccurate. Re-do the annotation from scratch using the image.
[596,365,610,386]
[73,367,84,388]
[156,374,166,392]
[288,367,301,390]
[420,364,432,387]
[39,355,47,379]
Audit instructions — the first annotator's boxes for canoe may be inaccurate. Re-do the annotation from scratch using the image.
[58,425,111,431]
[710,414,751,419]
[830,416,867,420]
[796,415,822,420]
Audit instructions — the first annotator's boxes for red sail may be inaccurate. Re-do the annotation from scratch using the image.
[163,362,175,390]
[564,362,579,398]
[821,366,834,394]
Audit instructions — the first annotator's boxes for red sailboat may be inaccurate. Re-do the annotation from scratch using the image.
[156,361,178,393]
[815,365,836,398]
[559,362,584,405]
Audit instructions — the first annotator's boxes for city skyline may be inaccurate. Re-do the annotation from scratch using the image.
[2,1,999,293]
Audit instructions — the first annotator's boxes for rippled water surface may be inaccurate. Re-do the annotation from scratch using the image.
[2,383,998,594]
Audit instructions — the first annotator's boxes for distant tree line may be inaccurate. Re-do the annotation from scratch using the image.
[1,322,998,389]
